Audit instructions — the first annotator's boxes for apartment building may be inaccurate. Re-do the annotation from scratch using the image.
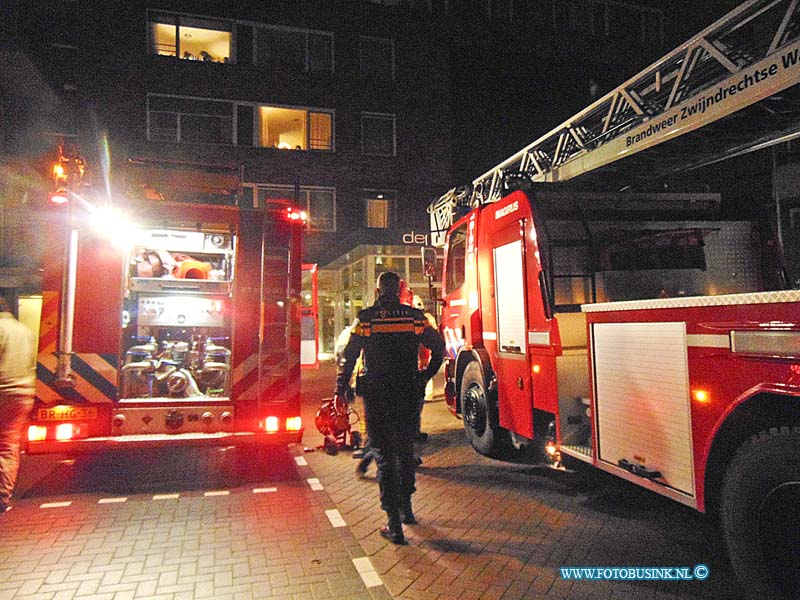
[2,0,679,354]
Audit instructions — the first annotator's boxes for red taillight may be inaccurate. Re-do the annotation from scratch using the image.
[284,207,308,223]
[264,416,279,433]
[28,425,47,442]
[286,416,302,431]
[55,423,74,441]
[28,423,88,442]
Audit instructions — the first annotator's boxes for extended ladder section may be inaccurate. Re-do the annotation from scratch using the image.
[429,0,800,247]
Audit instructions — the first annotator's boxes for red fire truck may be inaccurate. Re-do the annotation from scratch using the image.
[428,1,800,597]
[27,182,306,453]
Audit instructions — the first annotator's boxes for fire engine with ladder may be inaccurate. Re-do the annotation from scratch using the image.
[427,1,800,597]
[27,160,306,453]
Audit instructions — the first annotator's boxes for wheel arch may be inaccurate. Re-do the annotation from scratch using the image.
[454,347,494,413]
[704,391,800,517]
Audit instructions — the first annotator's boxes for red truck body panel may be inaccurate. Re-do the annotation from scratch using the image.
[441,189,800,512]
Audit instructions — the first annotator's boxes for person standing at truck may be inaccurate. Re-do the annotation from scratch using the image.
[335,271,444,544]
[412,294,437,441]
[0,297,37,514]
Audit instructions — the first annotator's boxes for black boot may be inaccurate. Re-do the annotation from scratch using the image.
[380,511,406,544]
[399,497,417,525]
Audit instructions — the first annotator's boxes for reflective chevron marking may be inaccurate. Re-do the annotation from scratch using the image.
[232,353,259,386]
[35,357,62,404]
[36,352,116,404]
[37,291,59,354]
[232,352,300,403]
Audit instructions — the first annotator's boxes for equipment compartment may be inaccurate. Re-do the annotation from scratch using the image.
[120,227,236,401]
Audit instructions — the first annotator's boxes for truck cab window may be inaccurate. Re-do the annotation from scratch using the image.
[445,224,467,293]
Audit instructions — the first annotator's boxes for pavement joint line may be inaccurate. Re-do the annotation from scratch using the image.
[325,508,347,528]
[352,557,383,588]
[152,493,180,500]
[40,501,71,509]
[307,477,324,491]
[203,490,230,497]
[253,487,277,493]
[294,456,308,466]
[98,497,128,504]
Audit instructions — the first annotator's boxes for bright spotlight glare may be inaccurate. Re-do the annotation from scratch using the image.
[90,206,136,247]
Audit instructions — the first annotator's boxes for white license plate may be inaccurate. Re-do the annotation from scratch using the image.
[37,406,98,421]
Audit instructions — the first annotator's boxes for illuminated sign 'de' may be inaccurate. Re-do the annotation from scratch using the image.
[402,231,428,245]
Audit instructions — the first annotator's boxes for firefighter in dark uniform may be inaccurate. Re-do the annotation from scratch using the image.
[335,271,444,544]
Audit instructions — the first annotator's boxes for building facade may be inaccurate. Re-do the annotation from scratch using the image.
[11,1,786,357]
[4,1,456,352]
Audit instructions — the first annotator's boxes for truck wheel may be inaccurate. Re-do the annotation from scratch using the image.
[721,426,800,599]
[460,362,506,458]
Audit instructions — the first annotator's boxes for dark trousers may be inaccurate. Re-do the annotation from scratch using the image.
[416,389,425,434]
[370,427,416,513]
[364,390,417,514]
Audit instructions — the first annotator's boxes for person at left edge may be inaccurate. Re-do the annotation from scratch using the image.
[0,297,37,514]
[335,271,444,544]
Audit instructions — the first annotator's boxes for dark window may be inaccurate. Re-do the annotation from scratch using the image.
[308,34,334,72]
[255,26,333,73]
[445,224,467,293]
[147,96,233,144]
[359,36,394,80]
[257,27,305,70]
[236,24,253,64]
[149,111,178,141]
[237,105,254,146]
[308,189,336,231]
[599,230,707,271]
[361,114,396,156]
[609,5,643,41]
[181,113,231,144]
[255,186,336,232]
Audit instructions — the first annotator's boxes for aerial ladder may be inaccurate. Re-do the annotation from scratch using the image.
[429,0,800,246]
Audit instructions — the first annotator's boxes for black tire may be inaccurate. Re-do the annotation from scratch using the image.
[720,426,800,600]
[460,361,507,458]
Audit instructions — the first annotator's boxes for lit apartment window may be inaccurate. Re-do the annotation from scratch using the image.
[254,185,336,232]
[147,95,233,144]
[361,113,396,156]
[257,106,333,151]
[364,190,395,229]
[149,12,233,63]
[359,36,394,80]
[255,26,333,73]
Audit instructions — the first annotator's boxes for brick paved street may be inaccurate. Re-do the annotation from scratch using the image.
[1,362,747,600]
[301,362,746,600]
[4,440,390,599]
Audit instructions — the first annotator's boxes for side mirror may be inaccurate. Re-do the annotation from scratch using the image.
[421,247,437,278]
